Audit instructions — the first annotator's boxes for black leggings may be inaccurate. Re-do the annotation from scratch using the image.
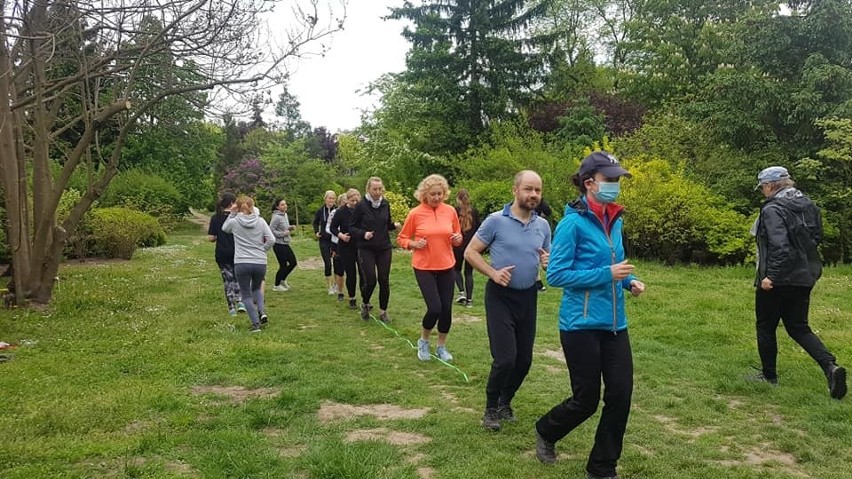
[414,268,455,333]
[331,244,344,276]
[319,239,333,277]
[453,247,474,299]
[273,243,297,286]
[358,248,392,310]
[339,244,360,298]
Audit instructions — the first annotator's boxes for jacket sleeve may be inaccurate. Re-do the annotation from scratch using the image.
[221,213,237,234]
[396,209,416,250]
[263,220,275,251]
[312,208,322,234]
[546,217,613,288]
[386,202,397,231]
[269,215,285,240]
[761,205,792,281]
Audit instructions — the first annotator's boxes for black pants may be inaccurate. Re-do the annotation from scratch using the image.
[358,248,392,310]
[331,243,344,276]
[536,330,633,478]
[756,286,836,380]
[414,268,455,333]
[273,243,297,286]
[453,247,474,300]
[319,239,333,277]
[339,243,361,298]
[484,280,538,408]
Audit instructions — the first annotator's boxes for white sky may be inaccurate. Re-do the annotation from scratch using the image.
[283,1,410,133]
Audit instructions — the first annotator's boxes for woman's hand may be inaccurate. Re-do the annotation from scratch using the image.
[610,260,634,281]
[450,232,463,246]
[410,237,427,250]
[629,280,645,297]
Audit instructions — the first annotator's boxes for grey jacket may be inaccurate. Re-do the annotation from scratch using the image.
[269,210,292,245]
[222,211,274,264]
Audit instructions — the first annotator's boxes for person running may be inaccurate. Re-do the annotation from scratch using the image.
[464,171,551,431]
[207,191,244,316]
[750,166,846,399]
[222,195,275,333]
[326,193,348,301]
[398,174,463,362]
[313,190,337,295]
[453,188,480,308]
[534,152,645,479]
[330,188,363,310]
[350,177,398,323]
[270,198,297,292]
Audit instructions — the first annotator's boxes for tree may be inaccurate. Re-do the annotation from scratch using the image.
[0,0,345,305]
[386,0,553,156]
[274,88,312,139]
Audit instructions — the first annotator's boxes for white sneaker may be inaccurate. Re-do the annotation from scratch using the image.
[272,284,288,292]
[417,339,431,361]
[283,280,292,289]
[328,284,336,295]
[436,346,453,362]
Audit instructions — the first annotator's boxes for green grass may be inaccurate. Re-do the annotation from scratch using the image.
[1,220,851,478]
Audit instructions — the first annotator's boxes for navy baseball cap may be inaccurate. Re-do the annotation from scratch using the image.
[578,151,631,179]
[756,166,790,189]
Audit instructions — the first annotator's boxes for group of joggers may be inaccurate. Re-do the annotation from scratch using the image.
[208,153,846,479]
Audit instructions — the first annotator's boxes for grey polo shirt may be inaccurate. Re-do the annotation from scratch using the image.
[474,203,551,290]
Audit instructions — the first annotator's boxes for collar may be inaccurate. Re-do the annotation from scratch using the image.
[501,203,538,225]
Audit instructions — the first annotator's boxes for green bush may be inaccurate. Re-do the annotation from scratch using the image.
[620,158,752,265]
[384,190,411,225]
[462,180,514,218]
[100,170,188,231]
[86,207,166,260]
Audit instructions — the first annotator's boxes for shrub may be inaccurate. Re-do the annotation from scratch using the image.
[87,207,166,260]
[620,158,752,265]
[462,180,514,217]
[384,190,411,225]
[100,170,188,231]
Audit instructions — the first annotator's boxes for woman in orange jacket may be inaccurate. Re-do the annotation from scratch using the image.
[397,174,463,362]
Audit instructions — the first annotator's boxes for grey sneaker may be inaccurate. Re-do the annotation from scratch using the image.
[436,345,453,362]
[417,338,431,361]
[465,299,472,308]
[236,302,246,313]
[349,298,357,310]
[379,311,390,323]
[535,431,557,464]
[249,325,262,333]
[827,363,847,399]
[497,404,516,422]
[360,303,370,321]
[481,407,501,431]
[259,313,268,325]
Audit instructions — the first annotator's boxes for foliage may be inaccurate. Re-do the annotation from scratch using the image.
[221,158,278,213]
[619,158,752,264]
[99,170,188,231]
[85,207,166,260]
[384,191,412,226]
[813,117,852,263]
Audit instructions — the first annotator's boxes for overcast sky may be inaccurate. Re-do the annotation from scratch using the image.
[282,1,410,132]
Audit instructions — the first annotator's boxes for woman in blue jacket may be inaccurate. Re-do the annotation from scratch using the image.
[534,152,645,479]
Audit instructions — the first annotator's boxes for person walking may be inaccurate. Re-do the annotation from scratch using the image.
[330,188,363,310]
[207,191,244,316]
[534,152,645,479]
[326,193,348,301]
[350,177,398,323]
[750,166,846,399]
[453,188,480,308]
[270,198,297,292]
[313,190,338,295]
[464,171,551,431]
[397,174,463,362]
[222,195,275,332]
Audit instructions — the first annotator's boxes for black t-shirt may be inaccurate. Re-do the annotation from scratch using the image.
[208,212,235,265]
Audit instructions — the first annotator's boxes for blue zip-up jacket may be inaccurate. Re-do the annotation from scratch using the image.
[547,197,638,332]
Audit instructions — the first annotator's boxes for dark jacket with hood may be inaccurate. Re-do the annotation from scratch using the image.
[313,205,335,243]
[756,187,822,288]
[350,196,396,251]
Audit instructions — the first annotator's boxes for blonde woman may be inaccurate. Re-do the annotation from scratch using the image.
[330,188,363,310]
[222,195,275,332]
[313,190,338,294]
[397,174,463,361]
[326,193,348,301]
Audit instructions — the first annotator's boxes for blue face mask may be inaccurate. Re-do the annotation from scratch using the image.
[593,181,621,203]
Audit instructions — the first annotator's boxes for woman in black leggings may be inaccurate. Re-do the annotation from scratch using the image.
[330,188,363,310]
[313,190,337,294]
[350,177,397,323]
[269,198,297,292]
[453,188,480,308]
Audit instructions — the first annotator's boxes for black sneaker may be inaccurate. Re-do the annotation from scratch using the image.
[497,404,516,422]
[249,325,262,333]
[745,367,777,385]
[259,313,268,325]
[360,303,370,321]
[827,363,847,399]
[456,292,466,304]
[586,472,620,479]
[337,293,344,302]
[481,407,501,431]
[535,280,546,292]
[535,430,557,465]
[349,298,357,310]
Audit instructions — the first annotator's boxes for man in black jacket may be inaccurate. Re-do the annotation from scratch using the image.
[752,166,846,399]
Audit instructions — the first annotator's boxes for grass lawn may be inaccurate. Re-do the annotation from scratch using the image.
[1,219,851,478]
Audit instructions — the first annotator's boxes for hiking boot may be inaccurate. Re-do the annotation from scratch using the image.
[259,313,268,325]
[436,345,453,362]
[249,325,262,333]
[535,431,557,464]
[827,363,847,399]
[379,311,390,323]
[481,407,501,431]
[236,302,246,313]
[272,284,288,292]
[349,298,357,310]
[417,338,431,361]
[465,299,472,308]
[360,303,370,321]
[497,404,516,422]
[456,292,467,304]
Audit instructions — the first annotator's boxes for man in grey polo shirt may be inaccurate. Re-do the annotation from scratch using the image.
[465,170,552,431]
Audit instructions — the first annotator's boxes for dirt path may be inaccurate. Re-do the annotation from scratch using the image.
[187,209,210,232]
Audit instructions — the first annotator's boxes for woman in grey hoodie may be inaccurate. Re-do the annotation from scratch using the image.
[222,195,275,332]
[270,198,298,291]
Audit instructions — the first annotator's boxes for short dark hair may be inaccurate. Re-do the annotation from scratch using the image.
[217,191,236,214]
[571,172,594,194]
